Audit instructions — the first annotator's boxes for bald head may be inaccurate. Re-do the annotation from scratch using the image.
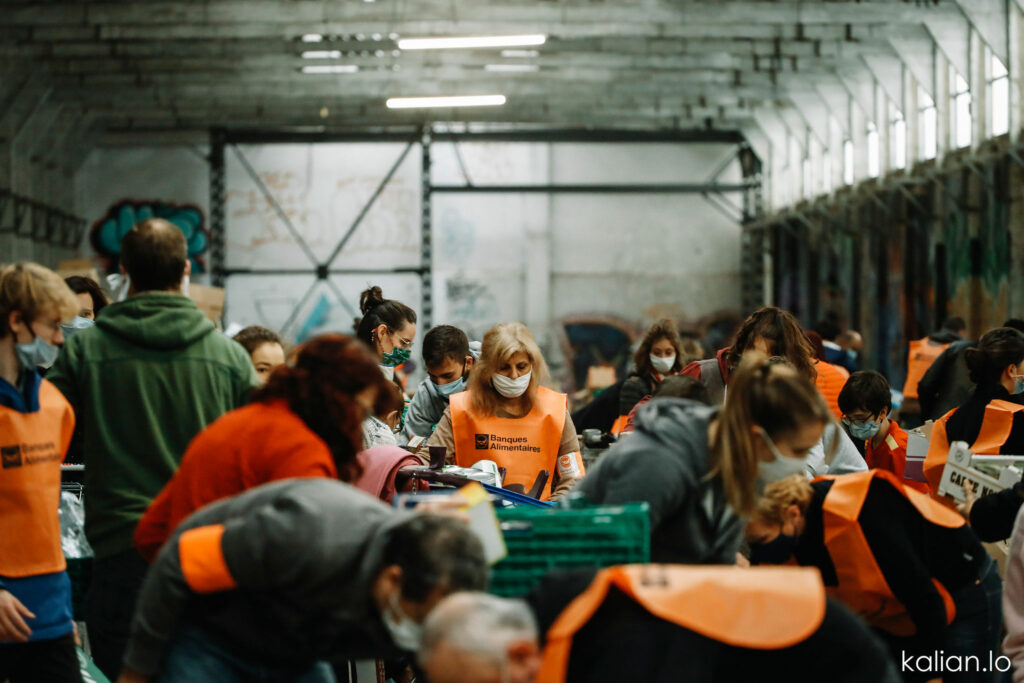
[120,218,189,293]
[420,593,540,683]
[838,330,862,352]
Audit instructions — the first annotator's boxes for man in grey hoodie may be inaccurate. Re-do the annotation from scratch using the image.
[118,479,487,683]
[400,325,481,447]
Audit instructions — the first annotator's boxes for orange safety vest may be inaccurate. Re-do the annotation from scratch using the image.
[0,380,75,577]
[450,386,580,501]
[814,360,849,421]
[609,414,629,436]
[537,564,826,683]
[818,469,961,636]
[923,400,1024,498]
[903,338,952,401]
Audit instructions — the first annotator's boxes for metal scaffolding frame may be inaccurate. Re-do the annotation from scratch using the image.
[207,126,764,336]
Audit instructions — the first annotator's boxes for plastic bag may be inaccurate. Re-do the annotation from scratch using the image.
[59,491,93,559]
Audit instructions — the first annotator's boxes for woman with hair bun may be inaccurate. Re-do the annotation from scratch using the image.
[923,327,1024,499]
[355,286,418,380]
[415,322,584,501]
[134,334,398,562]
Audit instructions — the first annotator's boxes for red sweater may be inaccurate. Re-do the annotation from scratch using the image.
[134,401,336,562]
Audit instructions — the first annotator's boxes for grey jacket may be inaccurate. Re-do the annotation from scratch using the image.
[575,399,742,564]
[399,340,481,444]
[123,479,410,675]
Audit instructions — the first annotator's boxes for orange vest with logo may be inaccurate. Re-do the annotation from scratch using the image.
[537,565,826,683]
[923,400,1024,498]
[0,380,75,577]
[903,338,951,400]
[451,386,577,501]
[818,469,960,636]
[814,361,849,421]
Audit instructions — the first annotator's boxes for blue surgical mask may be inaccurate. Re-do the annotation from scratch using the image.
[435,375,466,397]
[16,329,60,370]
[61,316,94,339]
[1012,371,1024,395]
[848,420,881,441]
[750,532,798,565]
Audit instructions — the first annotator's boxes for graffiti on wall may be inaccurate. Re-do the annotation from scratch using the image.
[90,200,208,273]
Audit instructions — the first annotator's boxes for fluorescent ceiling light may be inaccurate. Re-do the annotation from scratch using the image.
[398,34,546,50]
[301,65,359,74]
[501,49,539,58]
[484,64,539,72]
[302,50,342,59]
[386,94,506,109]
[301,33,324,43]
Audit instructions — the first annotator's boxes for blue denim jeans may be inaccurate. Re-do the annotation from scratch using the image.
[161,627,336,683]
[944,554,1005,683]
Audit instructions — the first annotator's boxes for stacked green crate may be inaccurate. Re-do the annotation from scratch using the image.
[489,503,650,597]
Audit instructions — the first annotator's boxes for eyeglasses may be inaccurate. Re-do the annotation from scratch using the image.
[390,330,414,349]
[841,415,876,428]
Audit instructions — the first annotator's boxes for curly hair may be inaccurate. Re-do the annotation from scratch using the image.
[727,307,817,381]
[632,319,684,377]
[253,334,399,481]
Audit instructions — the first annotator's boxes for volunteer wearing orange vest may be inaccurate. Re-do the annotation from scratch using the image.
[419,567,900,683]
[614,319,686,434]
[901,318,966,429]
[806,330,849,421]
[577,353,831,564]
[748,470,1001,682]
[0,263,80,683]
[416,322,583,501]
[838,370,929,493]
[923,327,1024,498]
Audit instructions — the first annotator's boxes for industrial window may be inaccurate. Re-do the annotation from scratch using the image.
[842,139,854,185]
[890,103,906,170]
[950,66,971,149]
[802,157,812,197]
[866,122,880,178]
[919,86,937,160]
[988,49,1009,137]
[823,150,833,193]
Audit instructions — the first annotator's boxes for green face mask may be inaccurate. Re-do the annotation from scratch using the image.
[381,347,412,367]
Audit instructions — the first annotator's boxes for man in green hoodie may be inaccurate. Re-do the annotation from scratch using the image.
[47,218,258,679]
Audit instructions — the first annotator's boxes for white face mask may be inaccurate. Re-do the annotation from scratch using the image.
[756,429,809,484]
[492,371,531,398]
[180,273,190,297]
[650,354,676,374]
[382,592,423,651]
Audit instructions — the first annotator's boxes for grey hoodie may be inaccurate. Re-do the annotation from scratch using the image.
[123,479,411,675]
[399,340,482,444]
[575,398,742,564]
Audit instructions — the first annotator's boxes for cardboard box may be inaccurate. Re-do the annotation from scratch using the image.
[189,283,225,324]
[937,441,1023,502]
[56,259,102,286]
[904,421,932,483]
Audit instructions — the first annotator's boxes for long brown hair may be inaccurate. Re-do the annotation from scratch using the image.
[254,334,398,481]
[726,307,817,381]
[709,351,831,516]
[632,319,684,377]
[467,322,549,416]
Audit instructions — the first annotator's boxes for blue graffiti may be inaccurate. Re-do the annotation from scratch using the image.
[90,200,208,273]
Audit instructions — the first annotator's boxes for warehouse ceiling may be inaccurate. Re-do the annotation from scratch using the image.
[0,0,1010,154]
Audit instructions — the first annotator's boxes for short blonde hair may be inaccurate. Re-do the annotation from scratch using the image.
[753,474,815,526]
[468,322,549,416]
[0,262,80,338]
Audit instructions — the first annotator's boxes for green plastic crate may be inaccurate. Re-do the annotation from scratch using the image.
[489,503,650,597]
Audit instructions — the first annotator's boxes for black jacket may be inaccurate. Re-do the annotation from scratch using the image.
[618,373,655,416]
[917,339,977,421]
[970,481,1024,542]
[946,384,1024,452]
[575,399,741,564]
[794,478,987,654]
[525,569,901,683]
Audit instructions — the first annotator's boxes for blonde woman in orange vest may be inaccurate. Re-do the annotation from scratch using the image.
[0,263,80,682]
[415,322,584,501]
[923,327,1024,499]
[748,471,1001,683]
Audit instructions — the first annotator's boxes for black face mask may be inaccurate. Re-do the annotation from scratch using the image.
[750,532,797,565]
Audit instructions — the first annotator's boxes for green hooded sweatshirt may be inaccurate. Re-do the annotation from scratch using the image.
[48,293,259,559]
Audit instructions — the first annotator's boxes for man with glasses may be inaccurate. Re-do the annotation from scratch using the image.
[837,371,929,493]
